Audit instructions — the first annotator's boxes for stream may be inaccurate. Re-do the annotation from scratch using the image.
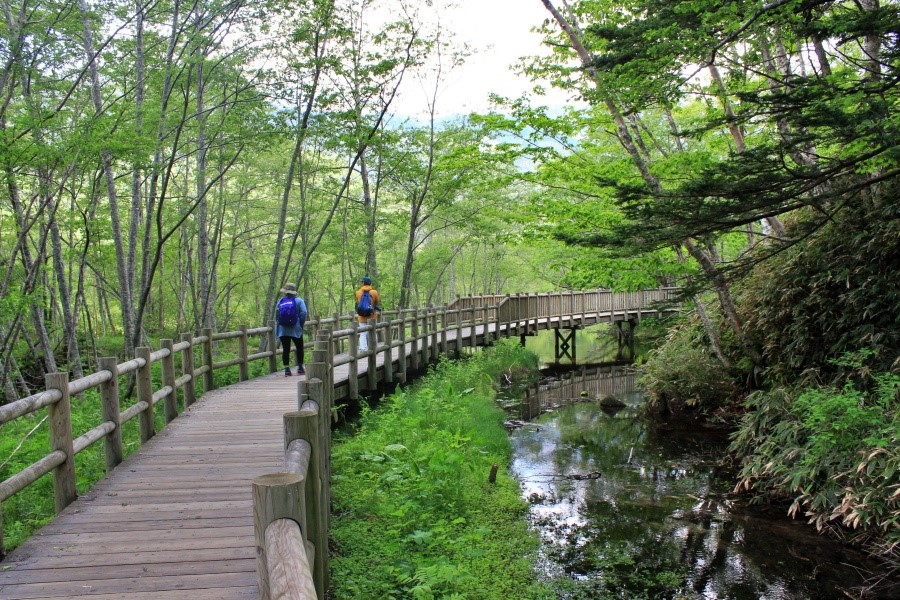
[500,326,892,599]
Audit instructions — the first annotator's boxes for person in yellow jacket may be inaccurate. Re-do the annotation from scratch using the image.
[355,276,381,353]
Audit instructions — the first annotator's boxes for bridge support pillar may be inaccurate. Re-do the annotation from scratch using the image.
[553,327,577,365]
[615,319,637,362]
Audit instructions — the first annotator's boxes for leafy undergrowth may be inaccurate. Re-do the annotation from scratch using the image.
[329,340,552,599]
[731,355,900,553]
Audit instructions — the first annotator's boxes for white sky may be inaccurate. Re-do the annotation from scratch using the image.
[393,0,575,119]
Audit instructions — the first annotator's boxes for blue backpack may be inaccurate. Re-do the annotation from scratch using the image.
[356,290,374,317]
[277,297,299,327]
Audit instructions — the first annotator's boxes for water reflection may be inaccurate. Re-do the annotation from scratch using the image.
[522,323,651,368]
[507,366,885,599]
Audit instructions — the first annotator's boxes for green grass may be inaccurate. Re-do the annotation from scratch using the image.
[0,350,272,553]
[329,340,553,599]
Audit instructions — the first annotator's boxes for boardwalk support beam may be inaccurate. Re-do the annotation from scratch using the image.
[553,327,577,365]
[615,319,637,362]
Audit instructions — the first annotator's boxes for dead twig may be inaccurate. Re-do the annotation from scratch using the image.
[0,415,48,471]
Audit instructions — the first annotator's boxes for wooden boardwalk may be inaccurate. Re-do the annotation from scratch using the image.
[0,326,480,599]
[0,289,679,599]
[0,371,297,599]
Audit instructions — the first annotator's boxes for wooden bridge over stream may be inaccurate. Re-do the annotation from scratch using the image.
[0,288,678,600]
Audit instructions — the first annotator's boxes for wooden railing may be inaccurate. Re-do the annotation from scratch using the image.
[0,324,285,556]
[497,288,678,330]
[254,332,335,600]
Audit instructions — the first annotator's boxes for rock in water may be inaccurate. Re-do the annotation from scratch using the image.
[599,394,626,408]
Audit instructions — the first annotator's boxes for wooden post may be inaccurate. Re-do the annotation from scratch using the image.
[423,306,432,361]
[569,291,576,329]
[480,306,488,345]
[420,306,429,364]
[98,357,124,471]
[267,320,278,373]
[306,377,331,593]
[502,295,511,338]
[308,346,331,451]
[554,328,560,365]
[514,294,522,337]
[160,339,178,423]
[572,326,578,364]
[383,318,394,385]
[495,299,503,342]
[284,404,325,596]
[313,330,335,425]
[348,321,359,400]
[398,310,408,383]
[332,312,340,356]
[252,472,304,600]
[410,309,420,372]
[441,306,449,356]
[238,325,250,382]
[181,333,197,407]
[46,372,77,513]
[307,314,318,346]
[455,308,463,356]
[367,323,377,391]
[470,306,477,348]
[202,327,215,392]
[136,346,155,442]
[431,306,439,361]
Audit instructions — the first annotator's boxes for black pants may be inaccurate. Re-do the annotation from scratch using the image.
[280,335,304,367]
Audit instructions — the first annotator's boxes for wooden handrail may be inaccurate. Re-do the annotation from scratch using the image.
[0,322,281,553]
[253,378,329,599]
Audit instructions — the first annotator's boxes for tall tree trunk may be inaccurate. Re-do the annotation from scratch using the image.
[19,75,77,376]
[79,0,135,356]
[399,201,420,308]
[50,216,84,379]
[141,0,181,317]
[541,0,764,369]
[266,23,328,325]
[810,34,832,76]
[859,0,882,79]
[360,150,379,280]
[195,45,213,329]
[129,0,146,332]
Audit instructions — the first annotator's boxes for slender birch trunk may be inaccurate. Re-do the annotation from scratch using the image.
[78,0,135,356]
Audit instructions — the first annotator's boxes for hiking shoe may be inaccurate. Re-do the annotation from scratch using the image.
[284,367,292,377]
[297,366,305,376]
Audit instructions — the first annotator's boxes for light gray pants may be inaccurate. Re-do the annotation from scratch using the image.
[359,331,369,353]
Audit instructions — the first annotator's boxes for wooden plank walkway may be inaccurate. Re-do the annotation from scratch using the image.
[0,371,301,599]
[0,324,485,599]
[0,308,661,598]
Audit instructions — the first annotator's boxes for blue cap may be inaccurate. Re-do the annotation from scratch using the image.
[362,276,371,285]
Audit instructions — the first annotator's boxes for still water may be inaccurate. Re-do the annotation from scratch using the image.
[504,327,890,599]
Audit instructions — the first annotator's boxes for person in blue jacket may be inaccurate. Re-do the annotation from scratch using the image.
[275,283,308,377]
